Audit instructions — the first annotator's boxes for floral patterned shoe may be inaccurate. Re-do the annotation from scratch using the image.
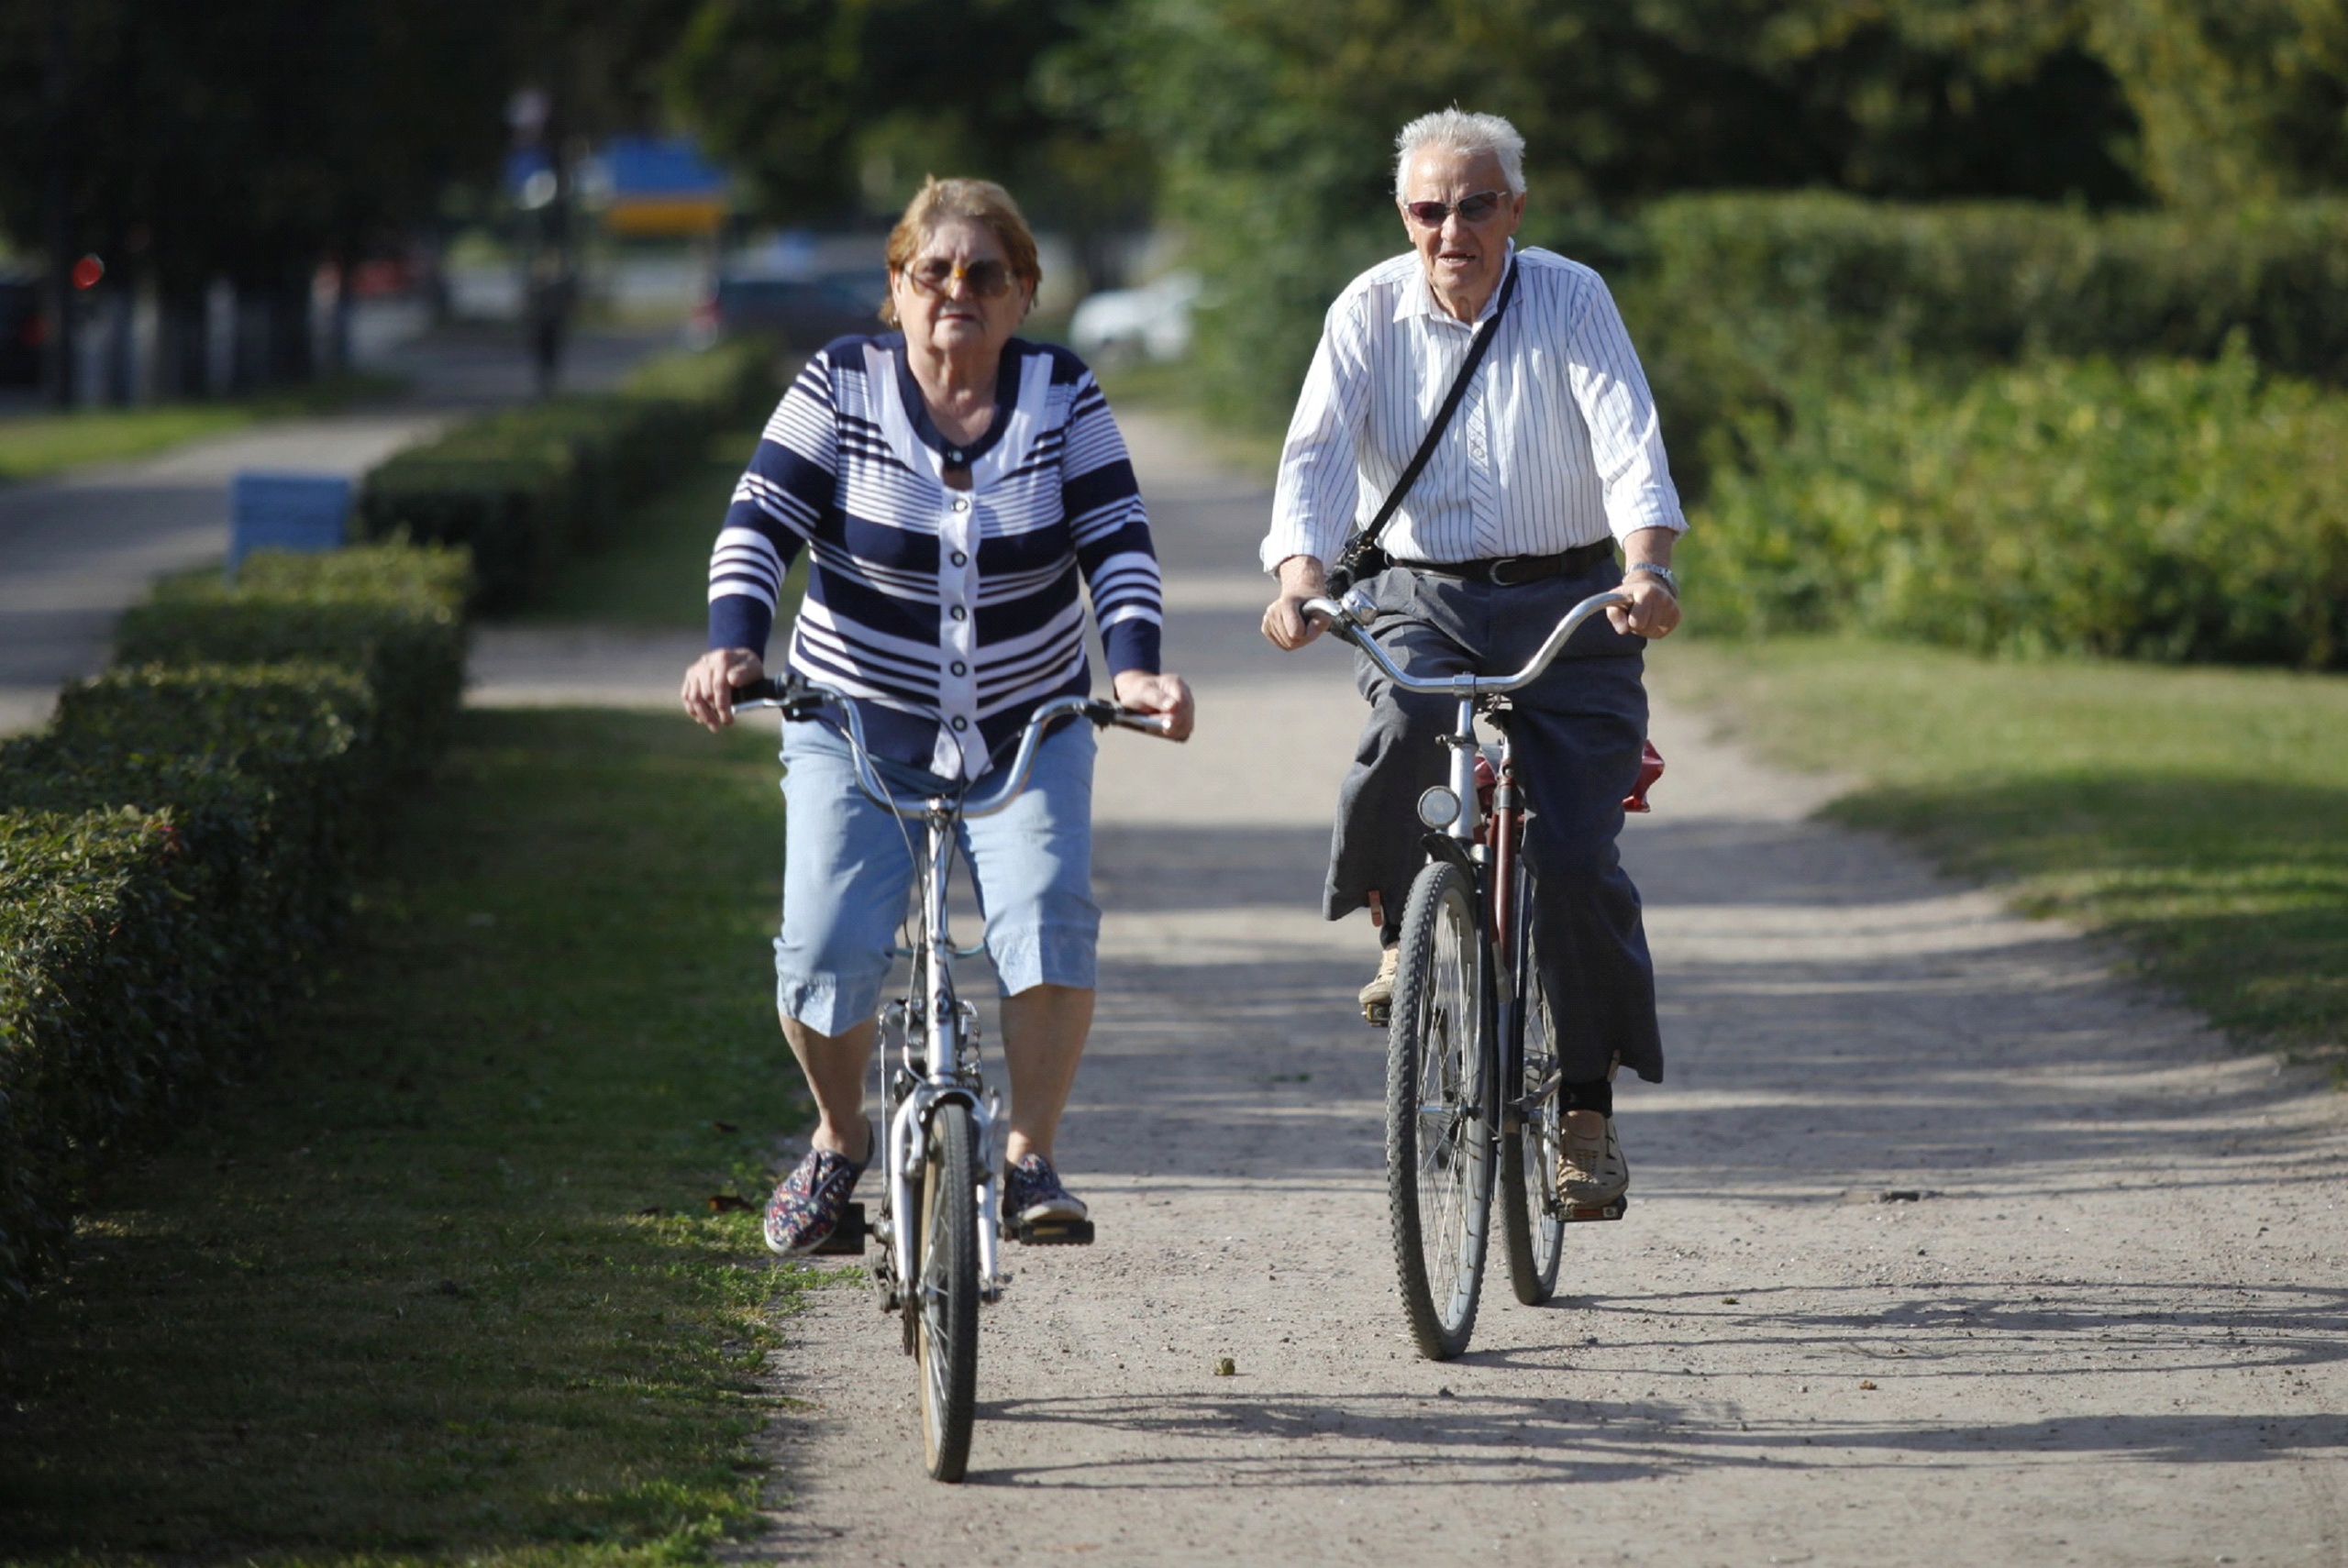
[763,1139,869,1256]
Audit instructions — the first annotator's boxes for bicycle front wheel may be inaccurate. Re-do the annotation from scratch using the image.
[1500,898,1566,1305]
[914,1101,980,1481]
[1386,857,1494,1361]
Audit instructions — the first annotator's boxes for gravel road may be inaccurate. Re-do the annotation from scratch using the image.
[650,413,2348,1567]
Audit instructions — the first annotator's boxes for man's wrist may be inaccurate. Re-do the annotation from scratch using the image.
[1625,560,1678,599]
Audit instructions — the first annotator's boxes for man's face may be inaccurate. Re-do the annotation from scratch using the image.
[1397,146,1524,315]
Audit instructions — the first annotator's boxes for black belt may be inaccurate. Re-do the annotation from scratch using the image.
[1403,540,1612,587]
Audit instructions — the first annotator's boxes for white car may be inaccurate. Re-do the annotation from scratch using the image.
[1069,272,1202,366]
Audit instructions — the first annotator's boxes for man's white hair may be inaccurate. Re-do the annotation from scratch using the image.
[1393,109,1526,197]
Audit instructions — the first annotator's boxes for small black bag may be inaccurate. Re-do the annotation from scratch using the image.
[1325,259,1521,596]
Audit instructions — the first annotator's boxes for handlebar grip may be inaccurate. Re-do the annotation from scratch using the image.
[1080,700,1180,738]
[730,677,784,703]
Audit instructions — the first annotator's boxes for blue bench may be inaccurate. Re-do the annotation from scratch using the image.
[227,471,352,580]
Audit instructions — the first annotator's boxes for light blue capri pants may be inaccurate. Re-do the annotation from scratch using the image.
[774,716,1101,1036]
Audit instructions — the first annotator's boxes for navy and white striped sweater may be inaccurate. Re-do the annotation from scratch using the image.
[707,334,1164,779]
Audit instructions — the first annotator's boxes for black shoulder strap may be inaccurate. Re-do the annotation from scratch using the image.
[1328,256,1520,591]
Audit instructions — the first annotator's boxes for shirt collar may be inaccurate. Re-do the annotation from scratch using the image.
[1396,241,1517,327]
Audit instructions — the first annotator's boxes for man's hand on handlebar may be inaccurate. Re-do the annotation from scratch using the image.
[681,647,764,731]
[1260,555,1329,651]
[1606,576,1681,640]
[1112,669,1197,743]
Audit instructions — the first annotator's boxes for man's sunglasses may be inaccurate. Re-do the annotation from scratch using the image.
[1401,190,1510,227]
[903,258,1017,299]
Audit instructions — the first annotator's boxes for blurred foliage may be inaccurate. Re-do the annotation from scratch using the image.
[1063,0,2154,425]
[1052,0,2348,427]
[0,0,515,295]
[662,0,1154,282]
[1691,344,2348,668]
[1616,192,2348,498]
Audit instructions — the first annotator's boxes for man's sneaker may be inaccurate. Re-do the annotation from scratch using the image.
[1557,1115,1629,1208]
[1358,944,1401,1025]
[1004,1153,1088,1226]
[763,1139,868,1256]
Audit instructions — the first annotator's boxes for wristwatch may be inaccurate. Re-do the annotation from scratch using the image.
[1626,560,1678,598]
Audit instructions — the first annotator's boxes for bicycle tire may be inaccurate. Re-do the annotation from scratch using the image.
[1385,857,1494,1361]
[1500,880,1566,1304]
[914,1101,980,1481]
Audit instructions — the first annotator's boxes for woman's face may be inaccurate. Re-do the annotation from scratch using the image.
[891,216,1032,359]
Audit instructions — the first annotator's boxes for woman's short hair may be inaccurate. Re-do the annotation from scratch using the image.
[1393,109,1527,197]
[880,176,1042,326]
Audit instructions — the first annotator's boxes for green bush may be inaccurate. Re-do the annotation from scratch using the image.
[113,544,469,771]
[0,544,472,1311]
[1692,347,2348,668]
[356,339,778,609]
[0,810,207,1302]
[1633,193,2348,381]
[1618,193,2348,496]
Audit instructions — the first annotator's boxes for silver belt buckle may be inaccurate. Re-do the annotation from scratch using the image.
[1488,556,1528,586]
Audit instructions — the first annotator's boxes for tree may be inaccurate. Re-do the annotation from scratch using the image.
[661,0,1154,285]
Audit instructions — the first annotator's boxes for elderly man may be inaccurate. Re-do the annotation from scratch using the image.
[1259,108,1683,1208]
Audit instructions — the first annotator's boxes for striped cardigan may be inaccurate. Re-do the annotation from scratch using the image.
[707,334,1164,779]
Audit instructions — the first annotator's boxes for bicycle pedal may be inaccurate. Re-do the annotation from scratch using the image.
[1560,1196,1628,1224]
[1363,1000,1390,1027]
[1010,1216,1095,1246]
[811,1203,867,1255]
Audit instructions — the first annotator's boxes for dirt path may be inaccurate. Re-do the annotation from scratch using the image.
[615,412,2348,1566]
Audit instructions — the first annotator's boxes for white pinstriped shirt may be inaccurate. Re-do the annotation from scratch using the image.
[1260,246,1686,573]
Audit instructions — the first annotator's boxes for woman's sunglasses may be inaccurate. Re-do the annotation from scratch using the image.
[903,258,1017,299]
[1401,190,1509,227]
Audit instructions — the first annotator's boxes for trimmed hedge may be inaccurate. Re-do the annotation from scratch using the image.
[0,546,470,1309]
[1691,346,2348,668]
[0,810,206,1302]
[356,338,778,609]
[1611,193,2348,497]
[113,544,469,773]
[1628,193,2348,382]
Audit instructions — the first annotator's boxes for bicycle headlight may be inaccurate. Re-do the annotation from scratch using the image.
[1416,785,1460,830]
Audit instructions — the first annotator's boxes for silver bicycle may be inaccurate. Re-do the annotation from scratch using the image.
[1303,585,1656,1360]
[735,675,1172,1480]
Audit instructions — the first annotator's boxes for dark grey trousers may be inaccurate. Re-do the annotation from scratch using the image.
[1324,561,1663,1085]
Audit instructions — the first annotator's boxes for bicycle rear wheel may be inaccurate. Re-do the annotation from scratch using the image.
[1385,858,1494,1361]
[1500,898,1566,1305]
[914,1101,980,1481]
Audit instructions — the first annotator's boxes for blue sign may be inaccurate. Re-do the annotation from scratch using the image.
[228,471,351,580]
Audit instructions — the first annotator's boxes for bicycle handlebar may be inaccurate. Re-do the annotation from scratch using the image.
[1300,588,1634,697]
[731,677,1173,820]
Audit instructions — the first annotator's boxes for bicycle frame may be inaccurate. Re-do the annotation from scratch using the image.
[737,682,1165,1308]
[1301,586,1630,1134]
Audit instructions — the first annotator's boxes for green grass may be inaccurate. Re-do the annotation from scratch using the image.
[0,376,411,484]
[0,708,819,1561]
[1657,635,2348,1061]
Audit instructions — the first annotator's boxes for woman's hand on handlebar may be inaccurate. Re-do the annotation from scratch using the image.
[1260,555,1328,650]
[1607,576,1681,640]
[681,647,764,732]
[1112,668,1197,743]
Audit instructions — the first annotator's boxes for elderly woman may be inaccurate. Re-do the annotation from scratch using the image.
[682,177,1193,1254]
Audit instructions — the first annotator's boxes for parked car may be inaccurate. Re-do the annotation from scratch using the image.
[1069,271,1202,367]
[0,278,40,388]
[688,265,890,351]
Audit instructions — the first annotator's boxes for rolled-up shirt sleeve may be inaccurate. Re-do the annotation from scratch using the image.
[1566,273,1687,543]
[1261,294,1374,572]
